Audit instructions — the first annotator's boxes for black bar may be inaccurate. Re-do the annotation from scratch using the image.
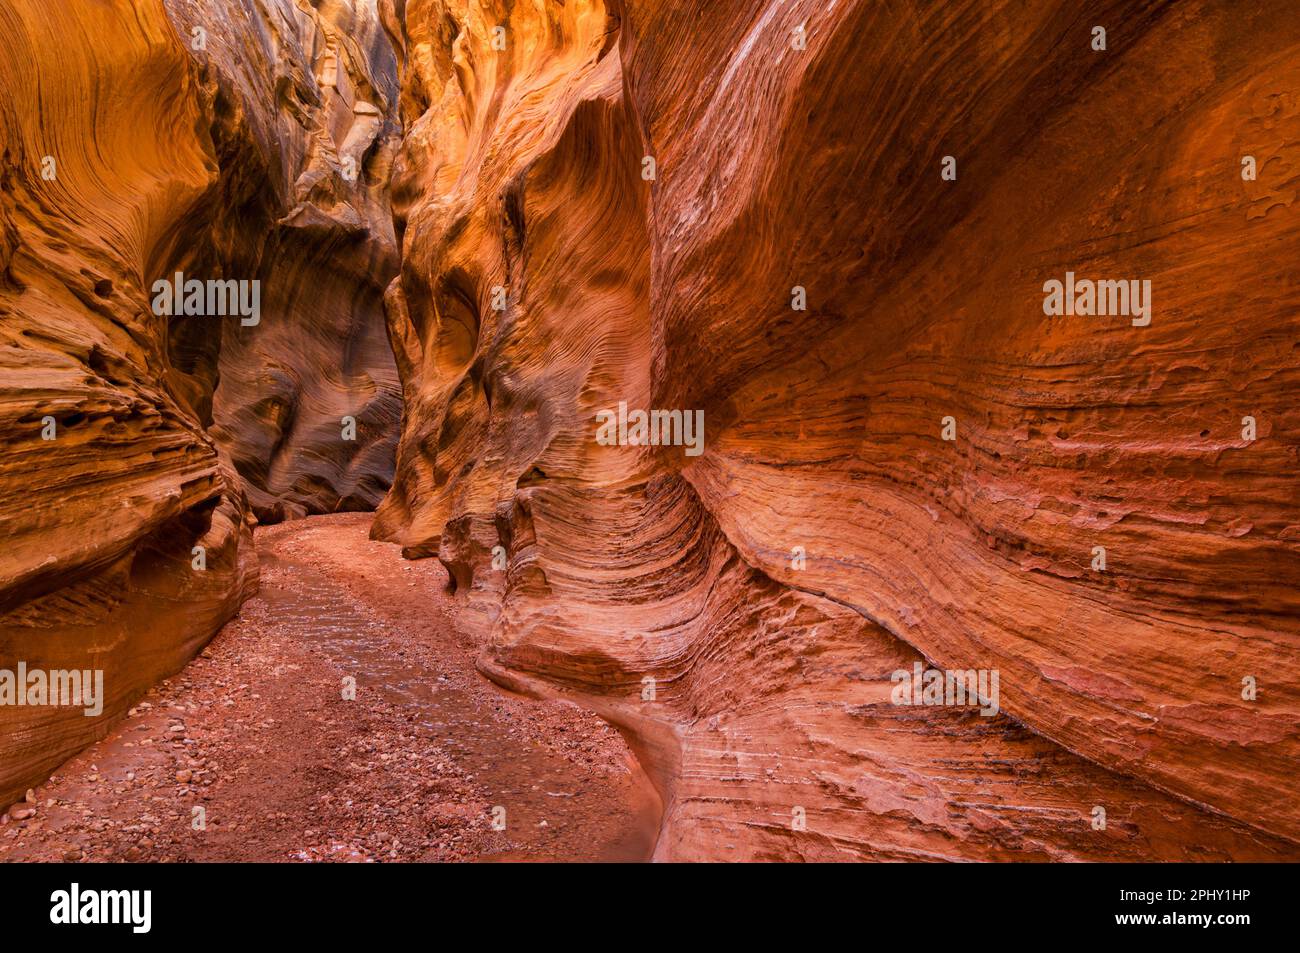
[0,861,1284,940]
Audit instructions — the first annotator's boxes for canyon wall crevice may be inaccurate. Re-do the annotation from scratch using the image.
[377,0,1300,859]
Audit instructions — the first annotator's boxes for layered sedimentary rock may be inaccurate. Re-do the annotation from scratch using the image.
[190,0,404,521]
[377,0,1300,858]
[0,0,399,807]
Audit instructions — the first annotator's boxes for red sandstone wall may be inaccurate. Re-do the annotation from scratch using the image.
[376,0,1300,859]
[0,0,400,807]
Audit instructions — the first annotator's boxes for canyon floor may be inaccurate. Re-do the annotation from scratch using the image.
[0,514,659,863]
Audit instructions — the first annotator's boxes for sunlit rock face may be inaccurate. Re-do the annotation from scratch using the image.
[0,0,399,806]
[378,0,1300,858]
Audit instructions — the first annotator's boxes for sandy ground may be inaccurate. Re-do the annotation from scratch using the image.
[0,513,659,863]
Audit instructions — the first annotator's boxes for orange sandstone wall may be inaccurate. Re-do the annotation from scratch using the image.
[377,0,1300,859]
[0,0,400,808]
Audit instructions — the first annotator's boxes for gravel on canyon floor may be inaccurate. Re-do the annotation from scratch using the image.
[0,513,659,863]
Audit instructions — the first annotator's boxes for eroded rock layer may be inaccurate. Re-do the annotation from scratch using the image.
[188,0,404,521]
[0,0,400,807]
[377,0,1300,858]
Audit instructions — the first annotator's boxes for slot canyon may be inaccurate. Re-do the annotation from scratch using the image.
[0,0,1297,864]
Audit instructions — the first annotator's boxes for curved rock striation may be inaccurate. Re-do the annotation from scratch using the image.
[377,0,1300,858]
[188,0,405,522]
[0,0,400,808]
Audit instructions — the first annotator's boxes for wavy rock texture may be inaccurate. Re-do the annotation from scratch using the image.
[377,0,1300,859]
[0,0,399,807]
[186,0,404,521]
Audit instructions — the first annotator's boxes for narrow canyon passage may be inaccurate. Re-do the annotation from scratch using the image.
[0,515,659,863]
[2,0,1298,869]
